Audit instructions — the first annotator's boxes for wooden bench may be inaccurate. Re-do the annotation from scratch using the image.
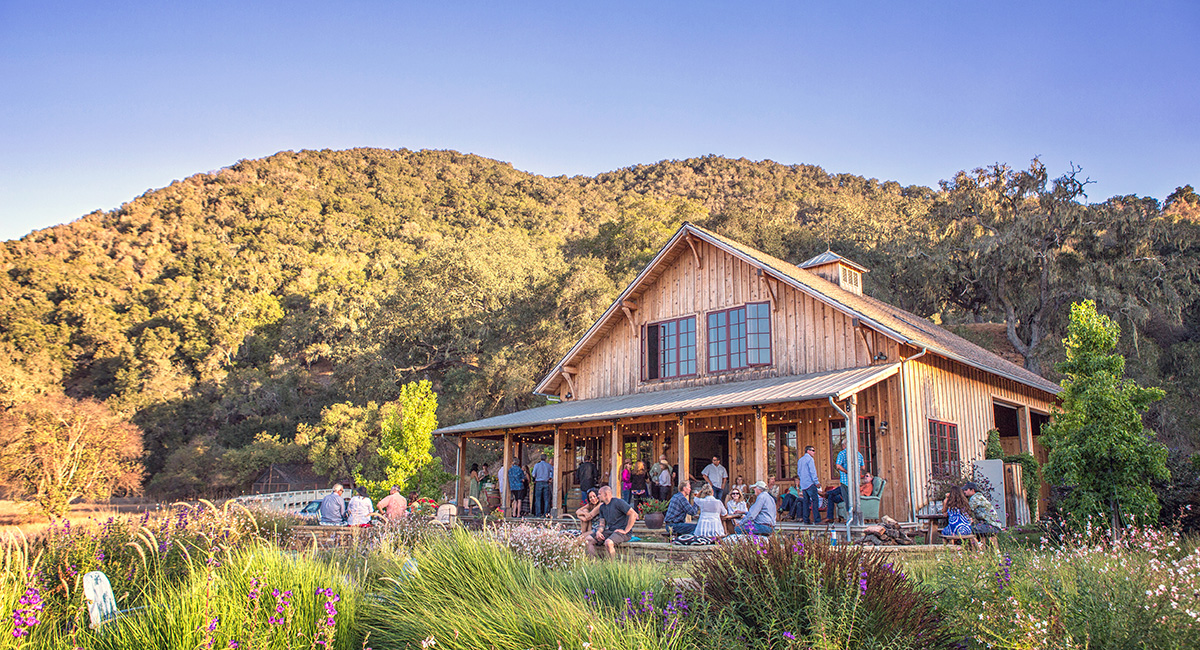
[940,534,978,549]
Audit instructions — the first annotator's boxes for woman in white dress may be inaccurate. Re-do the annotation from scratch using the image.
[693,484,728,538]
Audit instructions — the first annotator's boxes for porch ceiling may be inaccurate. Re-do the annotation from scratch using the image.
[436,363,900,435]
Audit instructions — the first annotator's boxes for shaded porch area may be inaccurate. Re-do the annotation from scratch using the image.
[440,364,913,522]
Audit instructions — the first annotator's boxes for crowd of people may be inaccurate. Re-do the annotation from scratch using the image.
[314,447,1005,558]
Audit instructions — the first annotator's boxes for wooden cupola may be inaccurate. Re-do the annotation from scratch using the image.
[798,250,869,296]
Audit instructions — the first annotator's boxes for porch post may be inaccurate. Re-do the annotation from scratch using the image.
[552,426,563,516]
[847,395,863,526]
[753,407,767,484]
[677,415,690,482]
[456,436,466,505]
[502,429,513,513]
[610,420,621,493]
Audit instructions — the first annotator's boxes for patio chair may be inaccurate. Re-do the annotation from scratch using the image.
[435,502,458,526]
[836,476,887,521]
[83,571,144,629]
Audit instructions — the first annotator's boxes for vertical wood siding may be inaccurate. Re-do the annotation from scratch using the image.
[902,353,1055,512]
[571,241,898,400]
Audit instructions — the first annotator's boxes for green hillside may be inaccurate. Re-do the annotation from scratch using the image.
[2,148,1197,498]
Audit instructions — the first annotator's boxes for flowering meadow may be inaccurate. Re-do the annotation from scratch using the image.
[2,506,1197,649]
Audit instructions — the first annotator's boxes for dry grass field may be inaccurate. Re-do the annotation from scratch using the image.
[0,498,158,538]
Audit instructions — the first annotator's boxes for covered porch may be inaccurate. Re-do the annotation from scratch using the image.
[439,364,913,523]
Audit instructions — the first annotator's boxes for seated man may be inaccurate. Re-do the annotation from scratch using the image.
[318,484,346,526]
[584,485,638,559]
[779,484,801,519]
[822,483,844,523]
[860,469,874,497]
[963,482,1004,535]
[664,480,699,536]
[735,481,777,536]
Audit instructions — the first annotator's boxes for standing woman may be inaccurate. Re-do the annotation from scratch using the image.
[630,461,649,510]
[467,465,482,510]
[347,486,374,527]
[621,460,633,504]
[940,485,974,537]
[693,484,728,538]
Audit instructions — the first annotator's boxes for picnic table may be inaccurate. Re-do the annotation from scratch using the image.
[916,513,946,543]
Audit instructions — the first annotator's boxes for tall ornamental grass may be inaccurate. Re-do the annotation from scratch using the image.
[10,542,366,650]
[689,534,957,650]
[359,528,691,650]
[932,526,1200,649]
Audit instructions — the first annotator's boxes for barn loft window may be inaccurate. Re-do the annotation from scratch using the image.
[707,302,772,373]
[928,419,960,475]
[643,316,696,380]
[839,266,862,292]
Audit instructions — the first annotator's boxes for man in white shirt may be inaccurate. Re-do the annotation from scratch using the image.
[701,456,729,501]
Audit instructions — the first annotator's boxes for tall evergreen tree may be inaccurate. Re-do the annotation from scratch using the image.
[1042,301,1169,536]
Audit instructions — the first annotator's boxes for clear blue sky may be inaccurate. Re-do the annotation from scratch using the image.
[2,1,1197,241]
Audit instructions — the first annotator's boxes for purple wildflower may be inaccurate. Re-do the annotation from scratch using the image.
[783,631,796,640]
[859,571,868,595]
[11,578,44,639]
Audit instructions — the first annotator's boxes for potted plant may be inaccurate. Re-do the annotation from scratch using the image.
[639,499,669,529]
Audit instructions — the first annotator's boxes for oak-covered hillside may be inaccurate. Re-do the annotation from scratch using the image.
[2,148,1199,498]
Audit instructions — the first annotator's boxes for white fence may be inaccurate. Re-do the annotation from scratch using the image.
[232,489,326,514]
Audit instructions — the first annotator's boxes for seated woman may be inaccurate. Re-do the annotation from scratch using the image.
[730,475,749,499]
[347,486,374,527]
[575,489,603,537]
[940,485,974,537]
[725,489,749,517]
[693,484,728,538]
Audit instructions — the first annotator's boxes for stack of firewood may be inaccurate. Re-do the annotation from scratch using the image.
[856,515,915,546]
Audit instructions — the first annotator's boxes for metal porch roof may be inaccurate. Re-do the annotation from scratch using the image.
[436,363,900,435]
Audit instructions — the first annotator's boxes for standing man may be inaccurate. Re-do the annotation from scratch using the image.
[655,461,673,500]
[507,461,525,517]
[664,480,699,536]
[701,455,729,501]
[584,485,638,559]
[376,485,408,521]
[735,481,777,536]
[318,484,346,526]
[835,441,864,522]
[532,453,553,517]
[796,445,820,525]
[577,455,597,504]
[648,456,666,499]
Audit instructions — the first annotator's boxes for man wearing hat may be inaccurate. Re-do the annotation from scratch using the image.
[735,480,777,535]
[963,482,1003,534]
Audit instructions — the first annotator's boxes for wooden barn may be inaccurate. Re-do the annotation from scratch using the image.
[435,223,1059,524]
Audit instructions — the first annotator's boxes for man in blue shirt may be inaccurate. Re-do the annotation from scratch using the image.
[795,445,820,524]
[835,442,864,522]
[664,480,699,536]
[531,454,553,517]
[507,462,525,517]
[318,484,346,526]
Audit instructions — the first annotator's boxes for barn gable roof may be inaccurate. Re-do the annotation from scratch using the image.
[533,222,1059,397]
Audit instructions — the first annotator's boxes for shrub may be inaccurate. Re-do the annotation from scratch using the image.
[487,522,582,570]
[932,526,1200,649]
[689,534,957,649]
